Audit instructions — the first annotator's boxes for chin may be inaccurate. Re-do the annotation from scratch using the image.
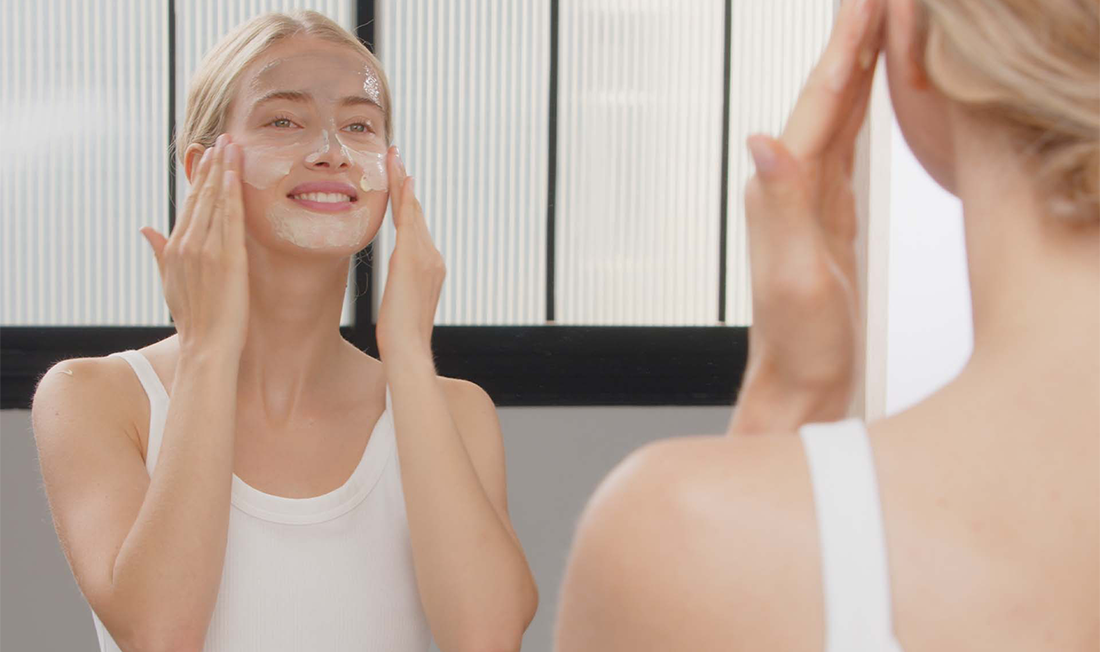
[243,206,380,257]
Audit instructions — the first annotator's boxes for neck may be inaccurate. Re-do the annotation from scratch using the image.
[237,238,360,419]
[952,117,1099,407]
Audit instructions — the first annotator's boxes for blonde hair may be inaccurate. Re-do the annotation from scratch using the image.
[174,10,393,165]
[920,0,1099,222]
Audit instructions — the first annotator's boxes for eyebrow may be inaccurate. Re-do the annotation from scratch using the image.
[251,90,382,112]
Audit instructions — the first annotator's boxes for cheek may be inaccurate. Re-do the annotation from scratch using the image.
[366,192,388,221]
[240,148,296,190]
[241,184,266,219]
[240,183,286,238]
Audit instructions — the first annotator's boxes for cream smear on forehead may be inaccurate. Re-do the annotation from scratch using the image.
[362,61,382,106]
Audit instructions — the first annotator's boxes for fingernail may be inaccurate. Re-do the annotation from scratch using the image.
[224,144,237,166]
[201,147,212,163]
[408,176,415,195]
[216,134,226,148]
[395,147,406,174]
[747,137,778,176]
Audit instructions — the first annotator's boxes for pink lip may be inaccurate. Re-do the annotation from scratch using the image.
[285,181,359,214]
[286,181,359,200]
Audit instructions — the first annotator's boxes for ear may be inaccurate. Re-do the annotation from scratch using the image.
[183,143,206,183]
[890,0,933,90]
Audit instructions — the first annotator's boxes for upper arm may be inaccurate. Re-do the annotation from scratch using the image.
[440,378,514,536]
[32,357,151,611]
[554,435,824,652]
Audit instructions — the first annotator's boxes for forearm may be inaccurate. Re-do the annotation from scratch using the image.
[386,352,535,652]
[108,350,238,647]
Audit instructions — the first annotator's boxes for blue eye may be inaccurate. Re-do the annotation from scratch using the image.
[268,116,295,129]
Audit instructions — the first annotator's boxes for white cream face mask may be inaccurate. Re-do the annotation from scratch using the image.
[234,51,388,249]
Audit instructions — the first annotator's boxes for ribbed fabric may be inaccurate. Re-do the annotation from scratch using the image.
[800,419,905,652]
[93,350,431,651]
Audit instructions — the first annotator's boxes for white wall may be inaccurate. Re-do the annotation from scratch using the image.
[884,117,973,415]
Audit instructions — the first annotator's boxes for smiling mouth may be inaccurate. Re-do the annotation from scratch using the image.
[285,192,359,214]
[288,191,356,203]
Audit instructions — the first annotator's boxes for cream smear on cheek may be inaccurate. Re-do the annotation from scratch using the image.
[241,131,383,250]
[301,127,387,192]
[238,55,389,249]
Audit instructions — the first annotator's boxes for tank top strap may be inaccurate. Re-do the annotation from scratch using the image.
[799,418,903,652]
[108,350,169,474]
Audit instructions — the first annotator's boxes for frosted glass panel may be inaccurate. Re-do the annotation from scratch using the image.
[555,0,725,325]
[1,0,169,325]
[725,0,837,325]
[375,0,550,325]
[174,0,358,325]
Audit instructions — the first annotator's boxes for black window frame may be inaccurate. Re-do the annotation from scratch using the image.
[0,0,748,410]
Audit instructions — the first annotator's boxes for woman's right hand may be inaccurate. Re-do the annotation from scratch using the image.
[141,134,250,357]
[728,0,884,435]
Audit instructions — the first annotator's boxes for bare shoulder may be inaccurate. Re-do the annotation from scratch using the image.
[435,376,511,510]
[437,376,499,434]
[555,434,823,652]
[438,376,495,412]
[31,354,149,454]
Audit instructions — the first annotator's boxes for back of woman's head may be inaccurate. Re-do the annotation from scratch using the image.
[175,10,392,165]
[920,0,1099,222]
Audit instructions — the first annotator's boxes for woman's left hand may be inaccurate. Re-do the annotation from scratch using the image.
[376,147,445,362]
[728,0,885,435]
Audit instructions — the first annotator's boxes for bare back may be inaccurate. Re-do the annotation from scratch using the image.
[555,375,1099,652]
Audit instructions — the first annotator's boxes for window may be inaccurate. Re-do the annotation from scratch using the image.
[2,0,841,408]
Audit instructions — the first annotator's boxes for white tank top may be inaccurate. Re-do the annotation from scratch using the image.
[93,349,432,651]
[800,419,905,652]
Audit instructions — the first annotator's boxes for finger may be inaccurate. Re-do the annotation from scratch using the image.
[744,135,817,256]
[401,176,434,243]
[207,143,240,251]
[140,227,169,267]
[221,165,247,250]
[171,145,214,242]
[781,0,883,159]
[834,36,883,168]
[401,176,422,226]
[392,176,416,242]
[183,135,226,248]
[386,146,408,226]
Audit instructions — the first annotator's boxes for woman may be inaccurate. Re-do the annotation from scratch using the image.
[556,0,1098,649]
[32,11,537,652]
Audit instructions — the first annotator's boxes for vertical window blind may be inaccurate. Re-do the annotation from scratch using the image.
[555,0,725,326]
[375,0,551,326]
[2,0,837,329]
[2,0,170,325]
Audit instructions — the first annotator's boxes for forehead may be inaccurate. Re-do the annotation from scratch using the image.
[240,37,381,101]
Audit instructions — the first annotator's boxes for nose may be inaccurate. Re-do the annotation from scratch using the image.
[305,130,351,170]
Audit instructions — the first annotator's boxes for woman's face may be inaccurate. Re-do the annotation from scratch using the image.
[220,37,390,255]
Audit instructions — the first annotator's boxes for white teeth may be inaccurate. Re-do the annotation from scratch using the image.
[293,192,352,203]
